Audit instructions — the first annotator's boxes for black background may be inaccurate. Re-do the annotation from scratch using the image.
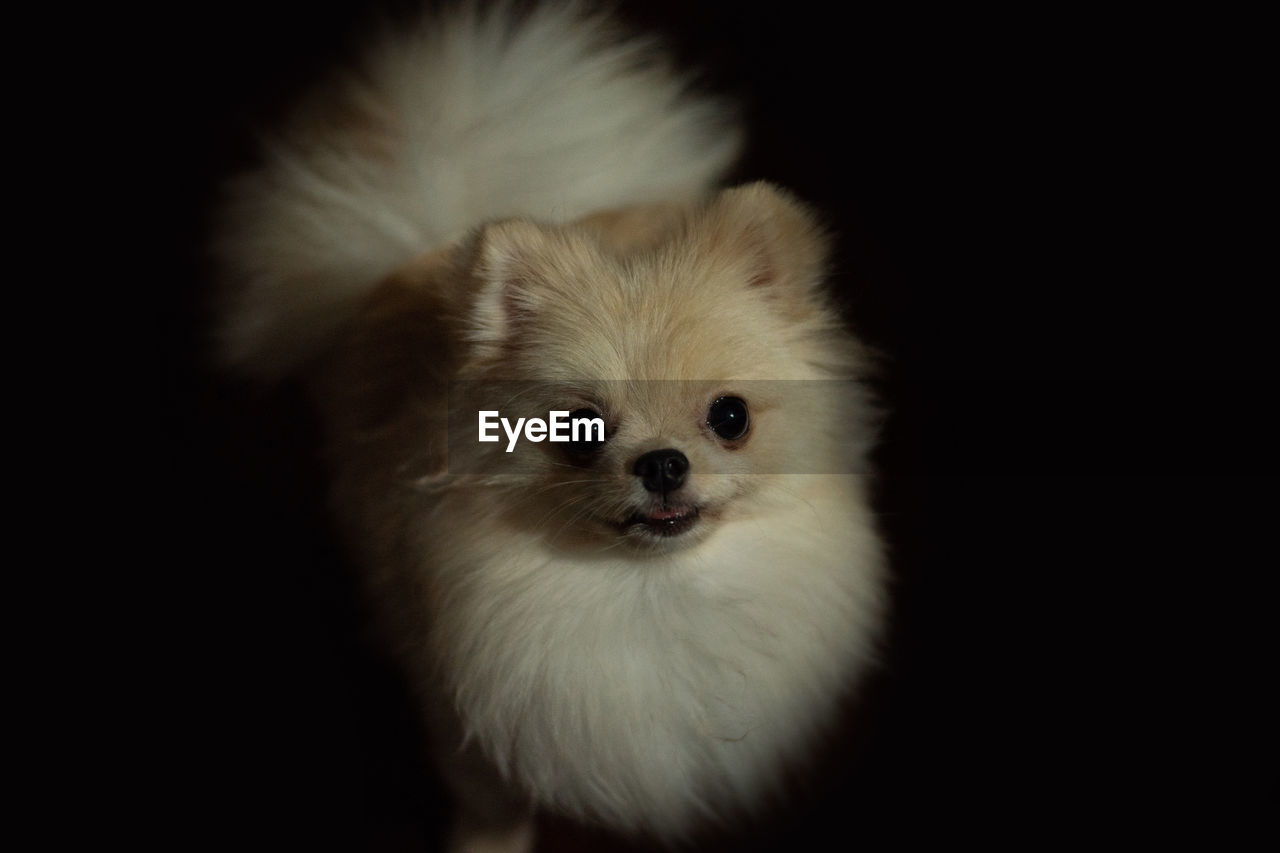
[150,1,1271,849]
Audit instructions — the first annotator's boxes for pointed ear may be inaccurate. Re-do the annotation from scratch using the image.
[465,219,568,350]
[698,182,832,308]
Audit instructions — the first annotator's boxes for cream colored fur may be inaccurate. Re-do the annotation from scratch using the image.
[215,4,885,850]
[215,1,741,380]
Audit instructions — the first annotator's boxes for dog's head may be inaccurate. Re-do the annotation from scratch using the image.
[457,183,870,551]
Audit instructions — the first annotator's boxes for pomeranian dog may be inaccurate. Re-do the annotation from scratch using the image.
[215,3,886,850]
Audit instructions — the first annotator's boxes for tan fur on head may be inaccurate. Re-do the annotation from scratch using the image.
[458,183,854,382]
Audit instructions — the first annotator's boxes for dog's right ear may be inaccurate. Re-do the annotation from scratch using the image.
[467,220,553,350]
[464,219,599,358]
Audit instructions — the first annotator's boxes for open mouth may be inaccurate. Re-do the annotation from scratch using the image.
[622,504,701,537]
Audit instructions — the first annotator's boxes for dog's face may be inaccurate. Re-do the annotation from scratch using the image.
[459,184,864,552]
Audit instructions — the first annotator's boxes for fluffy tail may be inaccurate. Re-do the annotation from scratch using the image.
[213,1,742,380]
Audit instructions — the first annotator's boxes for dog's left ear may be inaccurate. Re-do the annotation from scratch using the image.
[696,182,832,309]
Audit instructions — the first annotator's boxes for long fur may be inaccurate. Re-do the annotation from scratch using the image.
[215,4,885,849]
[215,0,742,379]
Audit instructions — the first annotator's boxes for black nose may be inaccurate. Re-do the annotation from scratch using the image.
[633,448,689,494]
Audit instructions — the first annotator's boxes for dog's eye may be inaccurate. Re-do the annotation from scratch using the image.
[707,396,749,440]
[565,408,607,453]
